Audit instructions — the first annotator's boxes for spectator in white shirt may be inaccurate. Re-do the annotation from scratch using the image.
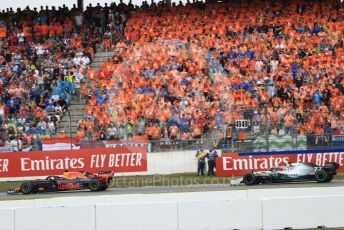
[10,136,22,152]
[75,14,83,28]
[270,59,279,73]
[255,59,264,74]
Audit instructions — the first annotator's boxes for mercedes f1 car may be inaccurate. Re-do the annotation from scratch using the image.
[237,162,339,186]
[7,171,114,195]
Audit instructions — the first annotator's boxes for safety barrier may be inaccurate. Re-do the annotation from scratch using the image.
[263,196,344,229]
[0,150,200,181]
[1,187,344,230]
[3,148,344,181]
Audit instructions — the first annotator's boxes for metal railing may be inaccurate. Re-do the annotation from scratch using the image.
[146,134,342,153]
[77,133,344,153]
[1,133,343,153]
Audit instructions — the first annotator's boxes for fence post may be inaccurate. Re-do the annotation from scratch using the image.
[68,110,72,150]
[264,105,269,152]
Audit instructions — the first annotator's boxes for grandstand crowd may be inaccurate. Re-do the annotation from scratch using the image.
[0,0,343,151]
[0,2,129,150]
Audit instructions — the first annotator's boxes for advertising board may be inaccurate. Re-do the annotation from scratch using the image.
[0,147,147,177]
[216,149,344,176]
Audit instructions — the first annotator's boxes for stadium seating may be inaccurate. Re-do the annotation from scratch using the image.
[0,3,126,151]
[0,0,343,151]
[79,0,343,148]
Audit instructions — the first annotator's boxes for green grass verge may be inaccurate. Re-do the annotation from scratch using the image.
[1,173,344,192]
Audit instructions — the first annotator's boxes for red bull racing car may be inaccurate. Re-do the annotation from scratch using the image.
[7,171,114,195]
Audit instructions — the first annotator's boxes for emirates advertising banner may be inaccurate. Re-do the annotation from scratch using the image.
[216,149,344,176]
[0,147,147,178]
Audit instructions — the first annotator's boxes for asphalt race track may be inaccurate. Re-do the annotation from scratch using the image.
[1,180,344,200]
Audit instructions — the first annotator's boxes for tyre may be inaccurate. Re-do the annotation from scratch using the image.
[315,170,329,183]
[243,173,259,185]
[326,174,334,182]
[99,183,109,191]
[21,182,33,195]
[89,179,101,191]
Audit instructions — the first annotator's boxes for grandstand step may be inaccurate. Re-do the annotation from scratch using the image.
[54,50,115,135]
[68,112,84,117]
[56,94,87,135]
[58,124,79,129]
[92,58,112,64]
[91,63,104,68]
[69,102,85,106]
[58,116,84,122]
[92,59,110,65]
[57,126,79,130]
[68,106,85,111]
[57,121,79,125]
[57,125,79,131]
[94,51,116,57]
[68,111,84,116]
[92,58,111,62]
[70,99,87,105]
[94,54,110,58]
[68,102,86,108]
[68,115,85,120]
[68,107,85,112]
[92,59,110,63]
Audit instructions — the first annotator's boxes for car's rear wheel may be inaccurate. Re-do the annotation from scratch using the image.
[89,179,101,191]
[21,182,33,195]
[243,173,258,185]
[315,170,329,183]
[326,174,334,182]
[99,183,109,191]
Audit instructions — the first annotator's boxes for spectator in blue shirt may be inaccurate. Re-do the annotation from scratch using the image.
[313,90,322,106]
[96,94,105,105]
[30,85,41,102]
[207,148,218,176]
[60,91,71,104]
[312,23,321,35]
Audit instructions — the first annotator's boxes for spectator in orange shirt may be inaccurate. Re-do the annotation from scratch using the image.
[76,128,85,139]
[315,125,324,145]
[58,130,68,138]
[284,112,295,134]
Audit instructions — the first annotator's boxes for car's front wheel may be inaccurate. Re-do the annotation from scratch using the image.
[315,170,329,183]
[243,173,259,185]
[21,182,33,195]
